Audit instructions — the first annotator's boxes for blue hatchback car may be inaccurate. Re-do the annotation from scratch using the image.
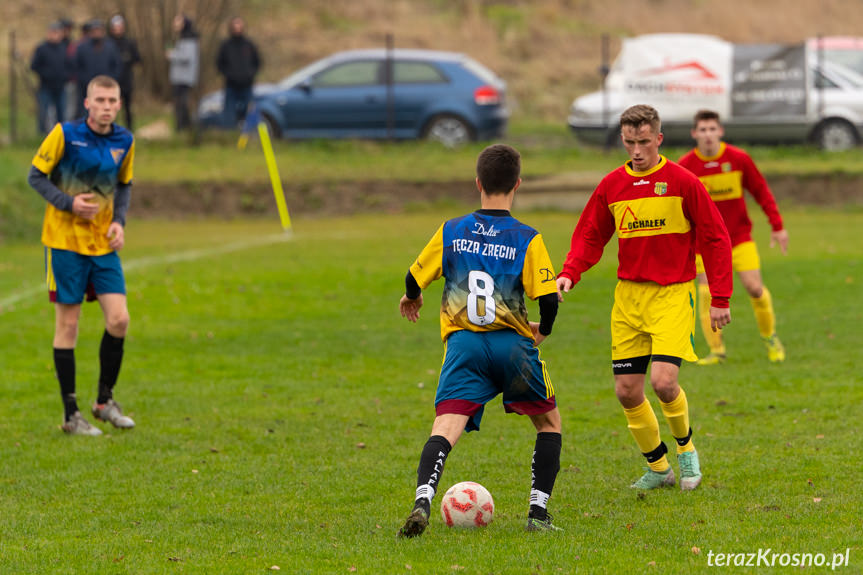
[198,49,509,146]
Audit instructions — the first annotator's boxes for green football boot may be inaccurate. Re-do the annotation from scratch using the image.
[678,449,703,491]
[526,513,563,532]
[630,467,675,490]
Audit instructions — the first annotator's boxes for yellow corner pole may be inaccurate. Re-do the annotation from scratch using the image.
[237,132,249,150]
[257,122,292,231]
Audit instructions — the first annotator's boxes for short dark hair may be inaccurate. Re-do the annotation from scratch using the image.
[476,144,521,195]
[620,104,661,134]
[693,109,721,127]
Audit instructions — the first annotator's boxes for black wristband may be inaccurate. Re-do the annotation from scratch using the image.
[405,270,421,300]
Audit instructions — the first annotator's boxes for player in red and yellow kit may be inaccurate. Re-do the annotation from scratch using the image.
[678,110,788,364]
[557,105,732,491]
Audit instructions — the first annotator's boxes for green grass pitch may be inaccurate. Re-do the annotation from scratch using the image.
[0,207,861,574]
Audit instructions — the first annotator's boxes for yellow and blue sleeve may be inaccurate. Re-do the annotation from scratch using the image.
[522,234,558,300]
[409,224,444,289]
[118,140,135,184]
[32,124,65,174]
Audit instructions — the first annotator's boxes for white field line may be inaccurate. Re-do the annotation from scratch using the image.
[0,232,293,312]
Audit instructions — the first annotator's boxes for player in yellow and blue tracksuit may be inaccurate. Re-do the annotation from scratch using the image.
[397,144,564,537]
[28,75,137,435]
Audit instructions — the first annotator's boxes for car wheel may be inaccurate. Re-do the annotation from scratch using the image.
[814,119,857,151]
[261,113,282,139]
[423,114,474,148]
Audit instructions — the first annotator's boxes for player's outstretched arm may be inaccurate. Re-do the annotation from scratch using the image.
[555,276,572,300]
[400,294,423,323]
[401,270,425,322]
[770,229,789,255]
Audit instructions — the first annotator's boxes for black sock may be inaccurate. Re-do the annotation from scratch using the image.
[414,435,452,513]
[97,330,125,404]
[529,431,562,520]
[54,348,77,420]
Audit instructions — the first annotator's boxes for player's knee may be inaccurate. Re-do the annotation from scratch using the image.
[745,284,763,298]
[650,375,678,401]
[106,310,130,336]
[56,319,79,340]
[531,409,561,433]
[614,380,644,406]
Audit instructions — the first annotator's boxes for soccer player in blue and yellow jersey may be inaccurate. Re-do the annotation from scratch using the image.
[28,75,136,436]
[557,105,733,491]
[397,144,563,537]
[679,110,788,365]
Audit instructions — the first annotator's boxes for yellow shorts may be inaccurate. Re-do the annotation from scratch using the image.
[696,240,761,274]
[611,280,697,362]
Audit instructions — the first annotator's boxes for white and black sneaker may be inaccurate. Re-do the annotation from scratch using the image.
[62,411,103,436]
[92,399,135,429]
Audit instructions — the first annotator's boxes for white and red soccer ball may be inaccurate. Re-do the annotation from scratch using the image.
[440,481,494,528]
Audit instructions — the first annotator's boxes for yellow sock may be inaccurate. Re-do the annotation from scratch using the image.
[751,285,776,338]
[623,399,668,472]
[698,283,725,355]
[660,389,695,454]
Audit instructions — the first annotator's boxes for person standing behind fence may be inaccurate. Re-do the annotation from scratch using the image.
[74,19,120,119]
[63,20,85,122]
[31,21,69,133]
[166,14,200,132]
[216,16,261,128]
[108,14,141,130]
[59,19,76,122]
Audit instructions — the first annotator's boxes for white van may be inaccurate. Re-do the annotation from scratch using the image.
[567,34,863,150]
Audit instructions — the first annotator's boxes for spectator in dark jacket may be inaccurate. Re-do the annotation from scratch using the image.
[108,14,141,129]
[74,19,120,118]
[31,21,69,133]
[216,17,261,127]
[59,18,73,52]
[62,20,85,122]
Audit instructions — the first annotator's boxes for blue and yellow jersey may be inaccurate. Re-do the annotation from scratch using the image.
[32,120,135,255]
[410,210,558,341]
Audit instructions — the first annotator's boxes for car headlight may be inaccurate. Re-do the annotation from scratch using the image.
[570,107,590,120]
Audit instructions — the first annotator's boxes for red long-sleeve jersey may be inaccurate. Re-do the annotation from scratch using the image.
[678,142,783,247]
[559,156,733,308]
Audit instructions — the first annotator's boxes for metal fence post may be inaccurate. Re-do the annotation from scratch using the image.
[600,33,610,150]
[386,33,394,141]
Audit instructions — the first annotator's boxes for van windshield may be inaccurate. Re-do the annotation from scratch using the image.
[824,49,863,79]
[822,60,863,88]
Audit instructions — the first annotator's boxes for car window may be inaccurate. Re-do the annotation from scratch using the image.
[313,61,380,87]
[460,57,501,85]
[823,62,863,88]
[824,50,863,78]
[393,61,447,84]
[814,69,840,89]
